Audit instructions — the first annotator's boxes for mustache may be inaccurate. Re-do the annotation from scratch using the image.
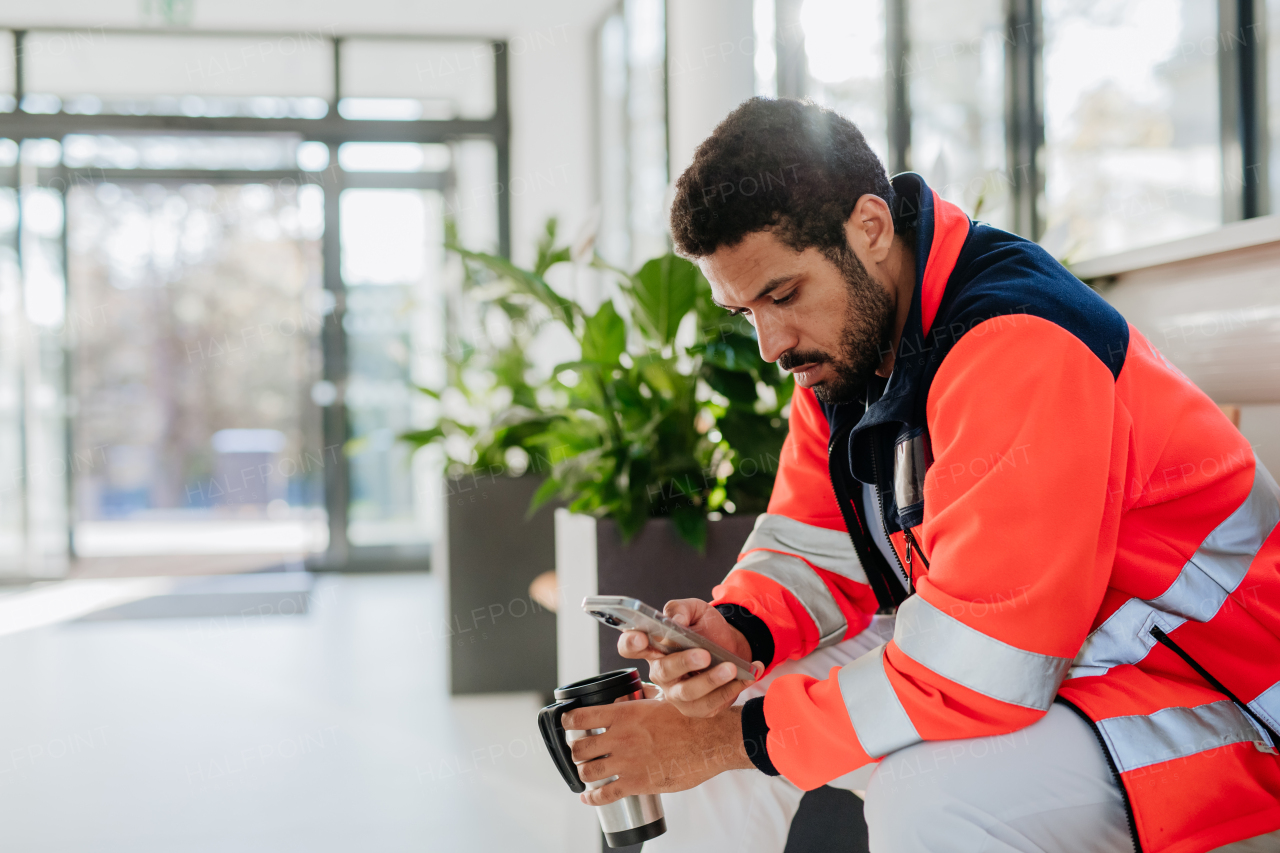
[778,350,830,371]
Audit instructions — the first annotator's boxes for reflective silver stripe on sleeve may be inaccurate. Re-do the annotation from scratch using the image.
[1248,680,1280,734]
[1069,458,1280,679]
[894,596,1072,711]
[1097,700,1266,773]
[1191,460,1280,594]
[725,549,847,647]
[837,644,922,757]
[740,513,867,583]
[1067,598,1165,679]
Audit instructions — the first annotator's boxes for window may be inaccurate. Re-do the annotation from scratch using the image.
[907,0,1009,228]
[799,0,890,161]
[0,28,509,575]
[595,0,670,271]
[1268,0,1280,210]
[339,188,446,549]
[22,29,332,118]
[753,0,1264,259]
[1041,0,1222,261]
[68,181,328,557]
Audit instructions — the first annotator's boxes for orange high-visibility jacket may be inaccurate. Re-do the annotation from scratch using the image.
[713,173,1280,853]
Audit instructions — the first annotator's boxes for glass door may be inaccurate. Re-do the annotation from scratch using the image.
[338,181,445,561]
[66,169,328,566]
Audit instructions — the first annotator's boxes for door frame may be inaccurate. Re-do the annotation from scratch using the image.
[0,26,508,574]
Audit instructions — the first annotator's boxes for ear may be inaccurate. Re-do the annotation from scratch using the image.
[843,194,896,264]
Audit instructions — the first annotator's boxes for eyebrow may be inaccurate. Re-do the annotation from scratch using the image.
[711,274,798,310]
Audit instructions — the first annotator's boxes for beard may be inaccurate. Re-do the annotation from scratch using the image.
[777,244,896,405]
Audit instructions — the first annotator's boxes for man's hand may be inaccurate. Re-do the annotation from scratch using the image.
[564,698,754,806]
[617,598,761,718]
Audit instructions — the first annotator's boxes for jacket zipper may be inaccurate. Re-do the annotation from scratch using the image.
[868,447,913,596]
[827,422,902,610]
[903,528,929,594]
[1150,625,1280,746]
[1055,628,1280,853]
[1057,698,1142,853]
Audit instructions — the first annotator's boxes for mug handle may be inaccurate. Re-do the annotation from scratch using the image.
[538,698,585,793]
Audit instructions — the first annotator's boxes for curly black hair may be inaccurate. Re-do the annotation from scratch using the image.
[670,98,894,259]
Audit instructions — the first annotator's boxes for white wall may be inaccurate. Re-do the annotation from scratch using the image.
[665,0,756,180]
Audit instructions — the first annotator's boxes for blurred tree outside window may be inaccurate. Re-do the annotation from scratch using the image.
[68,179,329,556]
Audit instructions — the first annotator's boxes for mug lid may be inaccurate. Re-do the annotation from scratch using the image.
[554,668,641,703]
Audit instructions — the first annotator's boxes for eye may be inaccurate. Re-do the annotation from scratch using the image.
[772,291,795,306]
[727,307,750,318]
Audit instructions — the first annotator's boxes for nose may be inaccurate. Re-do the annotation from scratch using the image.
[754,309,798,364]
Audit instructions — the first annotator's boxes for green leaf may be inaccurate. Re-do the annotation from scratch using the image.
[671,504,707,553]
[533,218,573,276]
[614,495,651,543]
[398,426,445,448]
[717,407,787,467]
[696,333,766,373]
[528,476,562,515]
[412,385,442,400]
[446,237,579,328]
[627,254,700,346]
[773,376,796,409]
[581,301,626,365]
[703,365,758,404]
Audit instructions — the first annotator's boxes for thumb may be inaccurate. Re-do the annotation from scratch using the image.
[664,598,704,628]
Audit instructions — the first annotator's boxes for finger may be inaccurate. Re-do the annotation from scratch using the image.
[561,706,614,731]
[647,647,713,685]
[641,682,661,700]
[663,661,738,705]
[581,777,631,807]
[663,598,704,628]
[681,674,750,718]
[576,755,619,784]
[617,630,665,660]
[569,731,613,764]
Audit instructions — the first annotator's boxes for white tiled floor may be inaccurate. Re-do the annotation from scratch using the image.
[0,573,583,851]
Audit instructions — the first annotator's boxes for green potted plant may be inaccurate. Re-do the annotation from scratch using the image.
[404,219,793,687]
[399,220,574,696]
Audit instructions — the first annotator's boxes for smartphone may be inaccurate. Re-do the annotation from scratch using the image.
[582,595,762,682]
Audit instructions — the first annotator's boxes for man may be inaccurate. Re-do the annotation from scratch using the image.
[561,98,1280,852]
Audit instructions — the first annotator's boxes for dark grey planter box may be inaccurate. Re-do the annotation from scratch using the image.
[555,511,756,686]
[444,473,557,695]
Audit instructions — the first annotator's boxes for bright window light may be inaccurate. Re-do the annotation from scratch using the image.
[801,0,884,83]
[296,141,330,171]
[337,97,423,121]
[19,93,61,114]
[21,138,61,167]
[754,0,778,97]
[338,143,450,173]
[340,189,427,284]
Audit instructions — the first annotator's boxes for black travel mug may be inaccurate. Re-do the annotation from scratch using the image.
[538,668,667,847]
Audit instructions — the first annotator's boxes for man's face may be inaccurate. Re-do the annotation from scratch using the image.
[700,230,897,404]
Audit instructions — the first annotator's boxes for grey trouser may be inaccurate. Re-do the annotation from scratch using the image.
[647,619,1280,853]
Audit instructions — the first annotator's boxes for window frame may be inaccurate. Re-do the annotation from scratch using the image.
[770,0,1271,239]
[0,27,511,573]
